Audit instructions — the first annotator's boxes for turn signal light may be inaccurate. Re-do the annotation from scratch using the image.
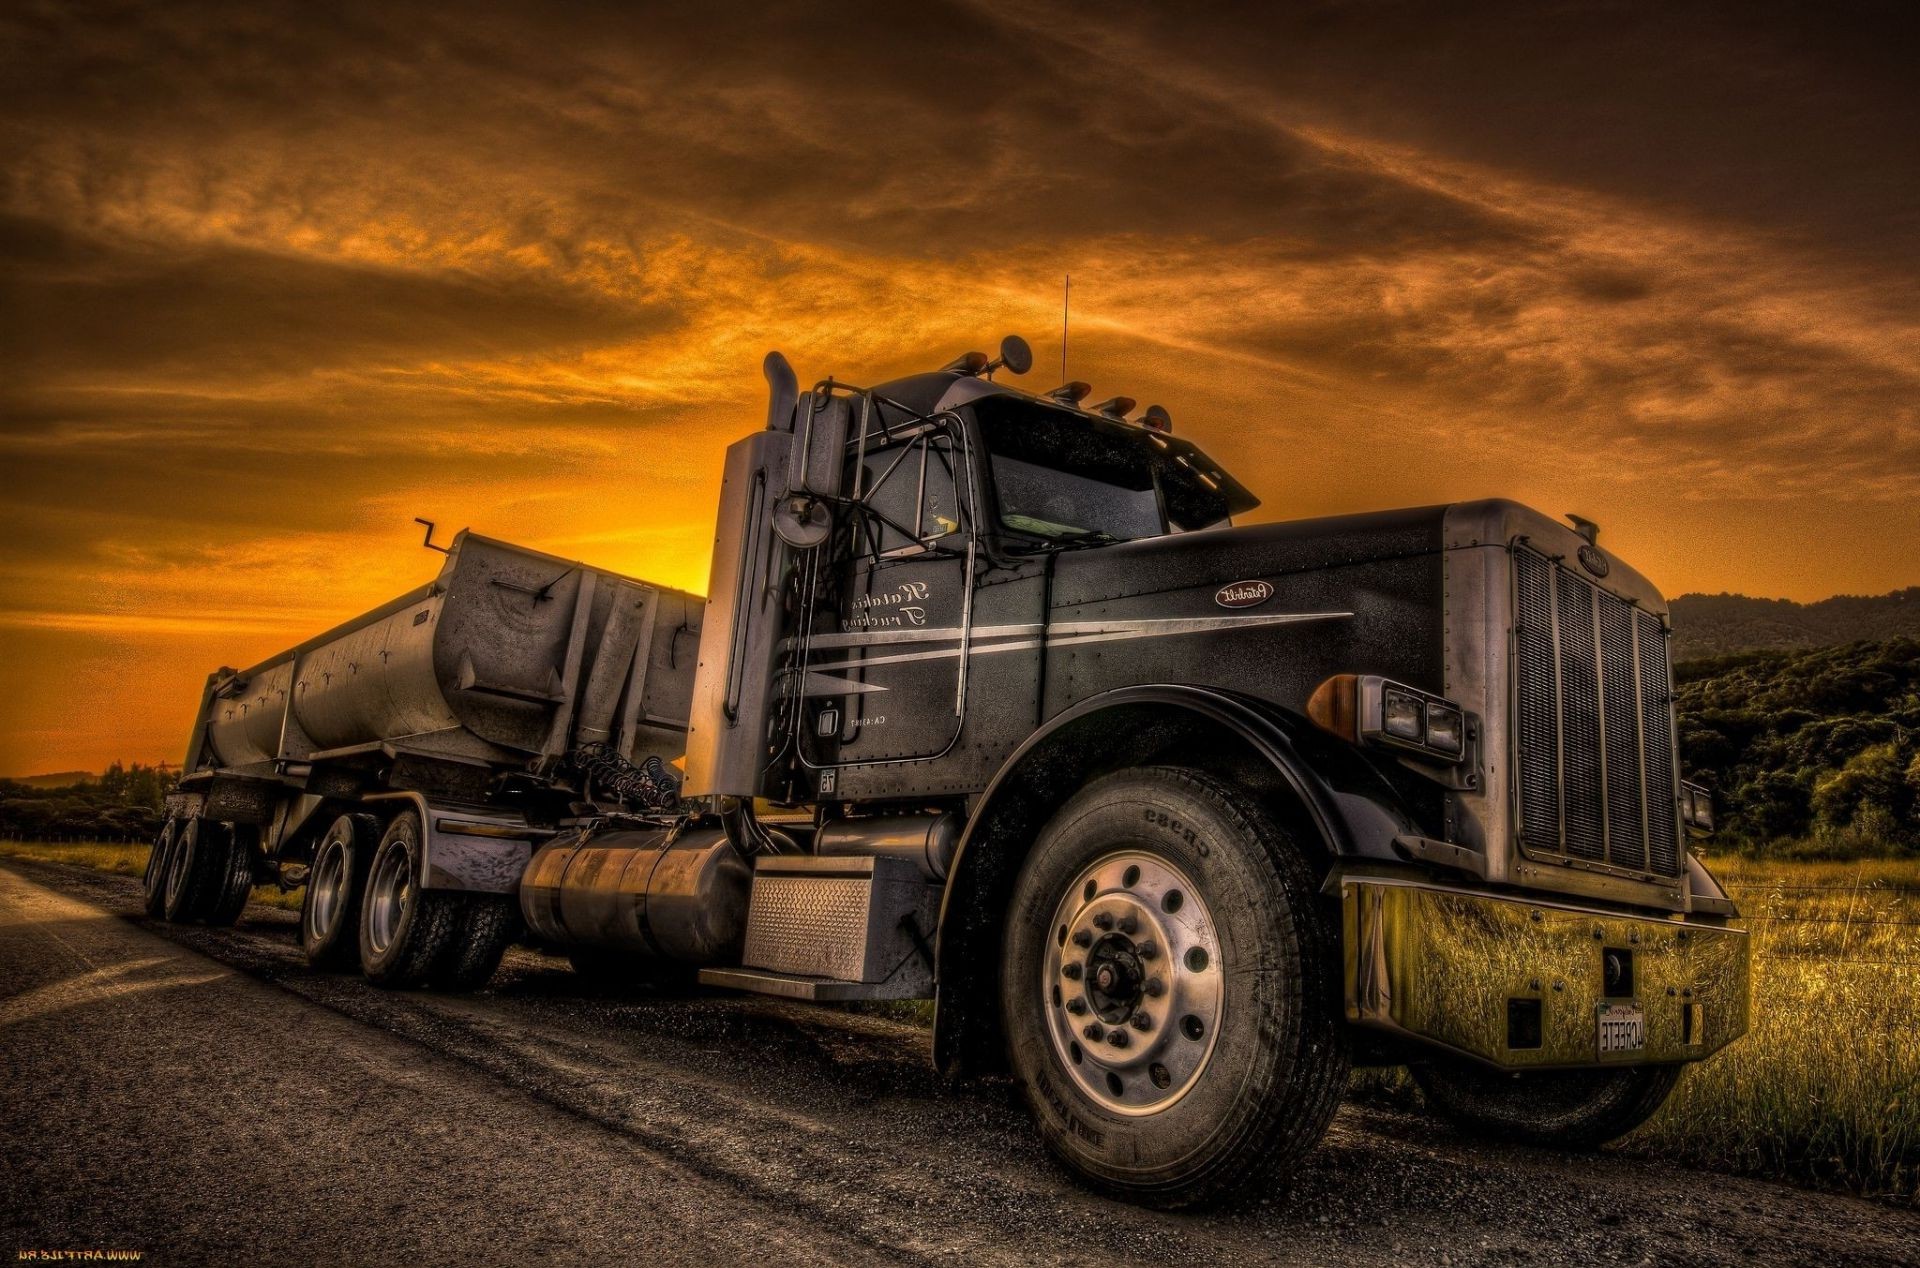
[1306,674,1361,742]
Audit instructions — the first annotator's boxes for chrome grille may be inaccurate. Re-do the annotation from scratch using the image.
[1513,547,1683,876]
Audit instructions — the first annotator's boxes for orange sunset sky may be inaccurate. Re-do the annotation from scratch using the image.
[2,1,1916,776]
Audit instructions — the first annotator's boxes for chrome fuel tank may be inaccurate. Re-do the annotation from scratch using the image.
[519,826,750,965]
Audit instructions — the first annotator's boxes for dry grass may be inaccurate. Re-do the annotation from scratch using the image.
[6,838,1913,1199]
[1638,855,1920,1202]
[1351,855,1920,1203]
[0,838,303,910]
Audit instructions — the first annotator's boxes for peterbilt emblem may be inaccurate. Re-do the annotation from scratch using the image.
[1578,545,1611,578]
[1215,580,1274,609]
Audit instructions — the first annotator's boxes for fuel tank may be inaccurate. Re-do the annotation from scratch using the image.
[519,825,751,965]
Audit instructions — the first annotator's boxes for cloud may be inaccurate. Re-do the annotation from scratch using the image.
[0,0,1914,772]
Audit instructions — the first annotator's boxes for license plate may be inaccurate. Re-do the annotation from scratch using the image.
[1597,1002,1646,1057]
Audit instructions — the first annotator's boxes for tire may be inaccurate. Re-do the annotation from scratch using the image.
[358,810,465,989]
[203,824,260,927]
[302,814,378,969]
[433,894,520,991]
[143,819,179,918]
[999,765,1349,1209]
[162,818,228,923]
[1411,1059,1685,1149]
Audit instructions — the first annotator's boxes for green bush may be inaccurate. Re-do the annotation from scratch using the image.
[1679,638,1919,857]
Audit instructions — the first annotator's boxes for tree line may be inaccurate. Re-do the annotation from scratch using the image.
[1678,637,1920,858]
[0,762,172,842]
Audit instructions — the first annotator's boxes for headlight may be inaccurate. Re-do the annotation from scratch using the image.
[1681,781,1715,836]
[1424,702,1465,756]
[1382,687,1425,741]
[1308,674,1472,765]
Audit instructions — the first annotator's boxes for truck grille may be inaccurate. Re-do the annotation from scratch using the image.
[1513,547,1681,876]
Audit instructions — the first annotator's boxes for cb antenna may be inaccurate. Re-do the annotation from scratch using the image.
[1061,273,1070,380]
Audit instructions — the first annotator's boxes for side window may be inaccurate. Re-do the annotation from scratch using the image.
[852,432,968,558]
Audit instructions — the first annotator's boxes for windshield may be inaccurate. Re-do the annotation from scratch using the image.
[976,400,1170,544]
[991,453,1162,542]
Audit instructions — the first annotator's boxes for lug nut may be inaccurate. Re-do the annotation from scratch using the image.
[1144,977,1166,998]
[1136,940,1159,961]
[1067,998,1088,1015]
[1107,1029,1130,1048]
[1072,930,1093,948]
[1118,913,1139,935]
[1083,1023,1105,1042]
[1130,1011,1152,1031]
[1062,962,1083,981]
[1093,912,1114,931]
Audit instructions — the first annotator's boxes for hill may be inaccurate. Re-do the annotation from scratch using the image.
[12,770,98,788]
[1669,588,1920,662]
[1676,638,1920,856]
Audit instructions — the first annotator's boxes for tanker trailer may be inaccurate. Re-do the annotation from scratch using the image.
[148,529,703,987]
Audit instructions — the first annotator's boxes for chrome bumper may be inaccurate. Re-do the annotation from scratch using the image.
[1342,878,1750,1069]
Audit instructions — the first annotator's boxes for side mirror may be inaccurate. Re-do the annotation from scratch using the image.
[997,334,1033,375]
[787,388,849,500]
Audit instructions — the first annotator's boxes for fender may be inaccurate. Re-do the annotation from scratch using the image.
[929,683,1425,1073]
[361,791,551,894]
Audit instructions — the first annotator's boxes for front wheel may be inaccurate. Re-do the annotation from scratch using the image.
[1000,766,1349,1209]
[1410,1059,1685,1148]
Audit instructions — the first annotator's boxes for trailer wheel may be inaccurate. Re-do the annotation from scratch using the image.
[359,810,463,989]
[202,824,260,927]
[143,819,179,918]
[999,766,1348,1209]
[1410,1059,1685,1149]
[433,894,520,991]
[302,814,378,968]
[162,818,228,923]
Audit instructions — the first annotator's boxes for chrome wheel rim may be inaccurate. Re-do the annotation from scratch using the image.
[365,843,413,956]
[1042,850,1224,1116]
[308,838,347,940]
[146,820,177,893]
[164,820,197,909]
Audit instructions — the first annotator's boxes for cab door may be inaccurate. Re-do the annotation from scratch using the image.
[797,419,978,773]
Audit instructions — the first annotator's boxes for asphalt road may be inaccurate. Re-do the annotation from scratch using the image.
[3,860,1915,1268]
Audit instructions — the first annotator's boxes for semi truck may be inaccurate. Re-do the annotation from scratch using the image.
[149,335,1750,1207]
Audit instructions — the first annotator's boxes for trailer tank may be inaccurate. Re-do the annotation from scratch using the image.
[184,531,701,783]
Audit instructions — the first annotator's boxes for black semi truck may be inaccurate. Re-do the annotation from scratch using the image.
[151,335,1749,1207]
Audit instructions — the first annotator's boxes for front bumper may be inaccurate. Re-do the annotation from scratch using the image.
[1342,878,1750,1069]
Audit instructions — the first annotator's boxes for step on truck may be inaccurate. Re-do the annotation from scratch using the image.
[154,335,1751,1207]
